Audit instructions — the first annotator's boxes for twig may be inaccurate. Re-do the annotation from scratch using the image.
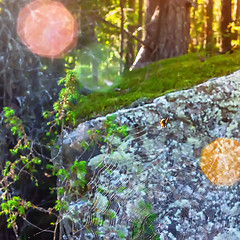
[95,14,150,49]
[23,217,54,234]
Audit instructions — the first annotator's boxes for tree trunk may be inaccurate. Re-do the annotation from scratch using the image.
[220,0,232,53]
[190,0,199,52]
[233,0,240,43]
[137,0,143,51]
[198,2,206,50]
[131,0,192,70]
[120,0,125,73]
[78,2,99,83]
[234,0,240,22]
[206,0,214,51]
[126,0,136,69]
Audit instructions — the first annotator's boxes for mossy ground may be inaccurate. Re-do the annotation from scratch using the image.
[75,50,240,123]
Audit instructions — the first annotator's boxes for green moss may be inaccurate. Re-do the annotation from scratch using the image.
[75,51,240,122]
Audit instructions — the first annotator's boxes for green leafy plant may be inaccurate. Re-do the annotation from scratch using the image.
[0,196,32,229]
[103,114,127,140]
[3,107,42,180]
[132,200,159,240]
[1,107,43,237]
[117,229,126,239]
[43,70,82,127]
[0,71,88,239]
[70,160,87,188]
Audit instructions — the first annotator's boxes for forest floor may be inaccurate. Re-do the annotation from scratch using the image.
[75,50,240,123]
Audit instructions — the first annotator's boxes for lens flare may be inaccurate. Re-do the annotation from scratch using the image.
[200,138,240,186]
[17,0,78,58]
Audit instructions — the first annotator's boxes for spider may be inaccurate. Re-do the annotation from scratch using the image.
[159,117,169,128]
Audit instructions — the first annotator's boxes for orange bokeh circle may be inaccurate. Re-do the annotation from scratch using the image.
[17,0,78,58]
[200,138,240,186]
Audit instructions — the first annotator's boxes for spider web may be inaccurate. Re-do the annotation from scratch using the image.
[1,0,240,239]
[59,99,240,240]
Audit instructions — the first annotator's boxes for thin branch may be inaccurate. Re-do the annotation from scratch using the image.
[23,217,54,234]
[95,14,150,49]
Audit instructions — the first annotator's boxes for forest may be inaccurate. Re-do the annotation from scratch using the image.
[0,0,240,239]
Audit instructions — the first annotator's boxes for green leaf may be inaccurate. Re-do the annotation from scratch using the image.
[13,175,19,181]
[43,111,49,118]
[58,187,65,195]
[46,164,53,170]
[11,126,17,135]
[10,148,18,155]
[33,158,41,165]
[18,206,25,215]
[4,107,15,118]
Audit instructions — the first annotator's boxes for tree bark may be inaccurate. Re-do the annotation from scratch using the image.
[126,0,136,69]
[120,0,125,73]
[220,0,232,53]
[131,0,192,70]
[198,2,206,50]
[137,0,143,51]
[190,0,199,52]
[233,0,240,42]
[234,0,240,22]
[206,0,214,51]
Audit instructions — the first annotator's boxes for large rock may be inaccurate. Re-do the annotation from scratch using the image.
[55,70,240,239]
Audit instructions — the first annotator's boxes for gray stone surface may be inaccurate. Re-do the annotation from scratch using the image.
[55,70,240,239]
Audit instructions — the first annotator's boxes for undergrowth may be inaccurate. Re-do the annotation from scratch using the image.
[0,70,85,239]
[0,70,129,239]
